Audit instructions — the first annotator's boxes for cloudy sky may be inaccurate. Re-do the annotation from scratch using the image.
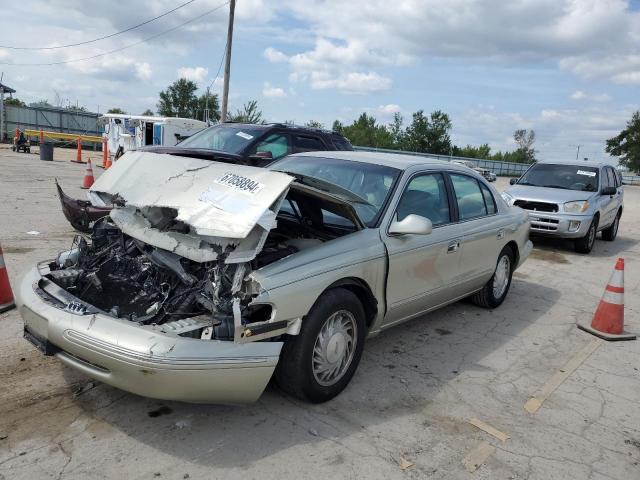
[1,0,639,162]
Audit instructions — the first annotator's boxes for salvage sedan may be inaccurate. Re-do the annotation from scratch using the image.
[17,151,532,403]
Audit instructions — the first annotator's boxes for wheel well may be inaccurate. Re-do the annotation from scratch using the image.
[325,278,378,329]
[505,240,519,266]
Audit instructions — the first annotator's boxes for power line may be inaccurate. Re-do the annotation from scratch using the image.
[0,0,197,50]
[208,38,227,90]
[0,1,229,66]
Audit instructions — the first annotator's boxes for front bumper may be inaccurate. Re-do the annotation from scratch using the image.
[525,212,592,238]
[15,265,282,404]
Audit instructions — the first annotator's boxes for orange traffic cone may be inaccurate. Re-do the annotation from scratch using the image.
[100,137,108,169]
[71,137,84,163]
[81,158,95,189]
[0,244,15,314]
[578,258,636,341]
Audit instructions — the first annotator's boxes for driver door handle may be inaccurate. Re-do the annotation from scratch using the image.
[447,241,460,253]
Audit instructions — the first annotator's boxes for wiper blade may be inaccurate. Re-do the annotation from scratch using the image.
[542,184,570,190]
[279,171,374,206]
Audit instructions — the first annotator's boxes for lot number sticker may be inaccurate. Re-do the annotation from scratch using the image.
[214,172,264,194]
[235,131,254,140]
[577,170,596,177]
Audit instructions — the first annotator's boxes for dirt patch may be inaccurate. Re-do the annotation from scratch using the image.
[435,328,452,336]
[2,246,35,254]
[529,249,570,264]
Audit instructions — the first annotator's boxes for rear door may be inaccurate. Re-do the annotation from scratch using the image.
[382,172,464,325]
[449,173,509,293]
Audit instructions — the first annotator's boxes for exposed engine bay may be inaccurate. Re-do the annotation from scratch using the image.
[44,210,341,342]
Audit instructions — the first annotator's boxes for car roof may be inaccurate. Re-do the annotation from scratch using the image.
[219,122,346,138]
[536,161,609,168]
[293,150,452,170]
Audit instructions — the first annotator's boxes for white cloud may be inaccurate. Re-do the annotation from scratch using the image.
[378,104,401,115]
[262,82,286,98]
[271,0,640,88]
[135,63,152,81]
[264,47,288,63]
[177,66,208,83]
[570,90,610,102]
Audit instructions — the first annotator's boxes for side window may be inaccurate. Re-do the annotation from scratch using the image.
[293,135,325,153]
[395,173,451,226]
[252,134,290,160]
[615,169,622,187]
[480,183,497,215]
[606,168,617,189]
[450,174,488,220]
[602,168,612,189]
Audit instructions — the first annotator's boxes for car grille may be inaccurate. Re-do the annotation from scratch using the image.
[513,200,558,213]
[530,217,560,232]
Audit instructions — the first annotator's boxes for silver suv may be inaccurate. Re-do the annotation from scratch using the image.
[502,162,623,253]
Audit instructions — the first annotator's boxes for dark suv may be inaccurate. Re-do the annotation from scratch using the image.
[141,122,353,166]
[57,123,353,232]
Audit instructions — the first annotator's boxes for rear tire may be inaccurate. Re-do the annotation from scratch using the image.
[275,288,366,403]
[471,246,515,309]
[601,212,620,241]
[575,216,598,253]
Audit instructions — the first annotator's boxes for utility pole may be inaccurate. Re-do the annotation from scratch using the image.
[220,0,235,123]
[204,86,210,125]
[575,144,581,161]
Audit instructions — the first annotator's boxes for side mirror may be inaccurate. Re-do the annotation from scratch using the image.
[389,214,432,236]
[509,178,518,185]
[247,151,273,166]
[602,186,616,196]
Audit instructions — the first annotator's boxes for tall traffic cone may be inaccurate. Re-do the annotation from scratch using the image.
[100,137,108,168]
[0,244,15,314]
[72,137,85,163]
[578,258,636,341]
[81,158,95,189]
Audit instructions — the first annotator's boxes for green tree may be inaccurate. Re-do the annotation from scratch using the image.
[513,129,536,163]
[29,100,53,108]
[141,109,155,116]
[195,91,220,122]
[332,120,344,134]
[389,112,405,149]
[404,110,452,154]
[227,100,264,124]
[606,111,640,173]
[453,143,492,159]
[341,113,394,148]
[305,120,324,129]
[107,107,127,114]
[4,97,26,107]
[157,78,199,118]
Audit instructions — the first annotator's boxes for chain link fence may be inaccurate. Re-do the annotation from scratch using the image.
[353,146,530,176]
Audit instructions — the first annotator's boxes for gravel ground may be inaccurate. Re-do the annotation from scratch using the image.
[1,145,639,480]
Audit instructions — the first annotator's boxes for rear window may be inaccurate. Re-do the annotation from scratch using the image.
[331,135,353,151]
[293,135,325,153]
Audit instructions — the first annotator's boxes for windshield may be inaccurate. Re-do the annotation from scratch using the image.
[177,124,265,153]
[273,156,401,226]
[518,163,599,192]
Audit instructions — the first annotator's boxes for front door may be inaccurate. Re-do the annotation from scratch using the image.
[383,172,463,326]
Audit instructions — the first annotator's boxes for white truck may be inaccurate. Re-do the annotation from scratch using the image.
[100,114,206,160]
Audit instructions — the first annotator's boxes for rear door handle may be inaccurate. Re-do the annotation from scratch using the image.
[447,241,460,253]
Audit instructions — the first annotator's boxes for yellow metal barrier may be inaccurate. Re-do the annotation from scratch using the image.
[24,129,103,143]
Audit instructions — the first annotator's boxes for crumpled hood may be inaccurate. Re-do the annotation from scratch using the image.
[89,151,293,239]
[88,151,294,263]
[505,184,594,204]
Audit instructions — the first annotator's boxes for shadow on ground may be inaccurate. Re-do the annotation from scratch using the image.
[52,279,562,469]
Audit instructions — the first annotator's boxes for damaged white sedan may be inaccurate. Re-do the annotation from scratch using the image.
[17,150,532,403]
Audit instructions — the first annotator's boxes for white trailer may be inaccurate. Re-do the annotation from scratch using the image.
[99,114,207,159]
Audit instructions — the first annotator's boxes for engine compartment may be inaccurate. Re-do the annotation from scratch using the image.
[44,214,334,341]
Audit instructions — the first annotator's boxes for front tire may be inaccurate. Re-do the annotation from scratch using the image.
[601,212,620,241]
[275,288,366,403]
[471,246,515,309]
[575,216,598,253]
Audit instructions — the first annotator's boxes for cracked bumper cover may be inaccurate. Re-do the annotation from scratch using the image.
[16,266,282,404]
